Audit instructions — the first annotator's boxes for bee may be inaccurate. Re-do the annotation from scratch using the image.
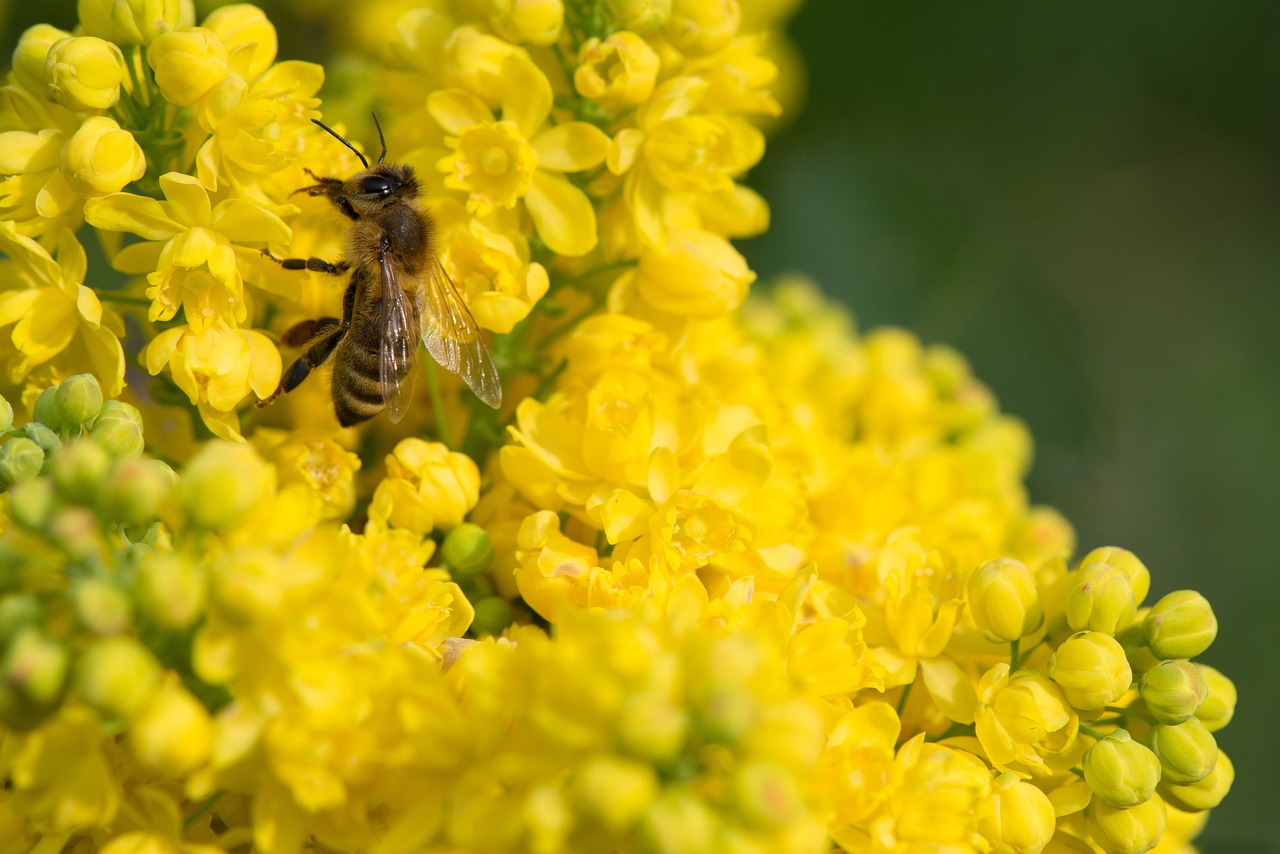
[259,114,501,426]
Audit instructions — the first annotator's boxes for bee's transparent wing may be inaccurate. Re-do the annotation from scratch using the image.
[378,246,418,424]
[421,254,502,409]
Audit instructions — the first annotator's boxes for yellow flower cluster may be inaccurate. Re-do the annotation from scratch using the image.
[0,1,1239,852]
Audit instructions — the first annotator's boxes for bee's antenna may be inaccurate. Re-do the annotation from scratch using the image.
[371,112,387,165]
[311,118,369,169]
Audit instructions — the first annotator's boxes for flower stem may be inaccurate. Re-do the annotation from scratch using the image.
[425,359,455,450]
[183,790,225,829]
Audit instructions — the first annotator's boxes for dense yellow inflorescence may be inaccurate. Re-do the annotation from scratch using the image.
[0,1,1234,852]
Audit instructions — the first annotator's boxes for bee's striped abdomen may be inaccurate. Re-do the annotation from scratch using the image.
[332,326,385,427]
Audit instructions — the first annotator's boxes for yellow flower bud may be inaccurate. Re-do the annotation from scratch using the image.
[641,791,715,854]
[56,374,105,426]
[11,24,71,96]
[0,395,12,432]
[178,441,273,532]
[665,0,740,55]
[77,0,187,45]
[575,33,661,110]
[1065,564,1137,635]
[45,36,126,112]
[33,385,62,428]
[89,410,145,459]
[443,26,523,105]
[605,0,671,33]
[0,595,41,642]
[8,479,55,529]
[442,522,495,578]
[52,440,112,504]
[1192,664,1235,732]
[1083,730,1162,809]
[488,0,563,45]
[70,578,132,636]
[1146,719,1217,785]
[1088,796,1166,854]
[569,755,658,832]
[0,437,46,488]
[3,627,69,711]
[135,553,207,630]
[731,760,803,828]
[967,557,1043,642]
[1143,590,1216,660]
[1048,631,1133,711]
[61,116,147,199]
[1139,660,1207,725]
[976,773,1056,854]
[148,28,229,106]
[1078,546,1151,606]
[369,439,480,534]
[618,694,687,762]
[201,4,278,79]
[22,423,61,470]
[630,229,754,317]
[129,680,213,776]
[1158,750,1233,812]
[99,458,172,526]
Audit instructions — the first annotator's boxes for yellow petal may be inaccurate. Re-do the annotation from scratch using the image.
[0,221,61,285]
[197,401,245,442]
[11,291,75,363]
[85,194,182,240]
[55,230,87,284]
[159,172,212,226]
[427,89,494,135]
[607,128,644,176]
[80,320,125,396]
[920,656,978,725]
[0,289,43,328]
[242,330,282,398]
[523,171,597,257]
[532,122,610,173]
[212,199,292,245]
[112,240,163,274]
[171,227,217,268]
[145,327,185,374]
[500,55,551,139]
[75,284,103,326]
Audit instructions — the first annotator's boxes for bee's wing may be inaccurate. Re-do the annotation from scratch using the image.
[378,246,418,424]
[421,254,503,409]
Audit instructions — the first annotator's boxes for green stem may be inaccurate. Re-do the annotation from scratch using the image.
[1078,724,1108,741]
[97,292,152,307]
[425,359,456,450]
[557,258,637,289]
[1010,638,1021,670]
[182,790,225,829]
[895,679,914,716]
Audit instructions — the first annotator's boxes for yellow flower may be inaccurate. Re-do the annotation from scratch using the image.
[59,116,146,197]
[619,227,755,317]
[143,321,281,440]
[202,4,279,80]
[261,432,361,521]
[575,32,661,111]
[368,438,481,534]
[665,0,742,55]
[0,93,80,237]
[44,36,126,112]
[77,0,189,45]
[148,27,231,107]
[85,171,291,330]
[128,680,215,777]
[975,663,1080,774]
[430,54,610,256]
[488,0,564,46]
[0,224,125,395]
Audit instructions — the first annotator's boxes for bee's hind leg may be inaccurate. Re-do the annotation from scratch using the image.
[256,320,346,409]
[261,249,350,276]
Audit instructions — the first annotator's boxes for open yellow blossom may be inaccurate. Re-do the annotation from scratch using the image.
[575,32,662,111]
[430,54,610,256]
[0,224,125,395]
[85,171,291,330]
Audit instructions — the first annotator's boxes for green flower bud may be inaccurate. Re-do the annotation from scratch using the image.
[77,635,163,719]
[55,374,104,428]
[7,478,55,529]
[52,439,112,504]
[1144,591,1216,660]
[45,36,125,111]
[731,760,803,828]
[1079,546,1151,606]
[604,0,671,33]
[1193,664,1235,732]
[460,574,494,601]
[569,755,658,833]
[11,24,70,96]
[967,557,1043,642]
[135,553,206,630]
[640,791,715,854]
[0,595,41,642]
[1088,796,1166,854]
[470,596,513,637]
[178,441,273,531]
[71,578,132,636]
[1066,564,1137,635]
[442,522,495,579]
[1083,730,1162,808]
[1048,631,1133,710]
[0,395,12,432]
[89,411,144,459]
[99,458,172,526]
[96,399,143,423]
[3,627,69,710]
[1158,750,1233,813]
[77,0,187,45]
[618,694,687,762]
[32,386,62,430]
[0,438,46,488]
[1147,719,1217,785]
[1139,660,1207,725]
[21,423,61,471]
[47,507,100,559]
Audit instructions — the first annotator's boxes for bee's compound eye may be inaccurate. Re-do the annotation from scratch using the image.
[360,175,394,196]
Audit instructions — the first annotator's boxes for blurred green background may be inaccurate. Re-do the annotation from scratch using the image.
[2,1,1276,850]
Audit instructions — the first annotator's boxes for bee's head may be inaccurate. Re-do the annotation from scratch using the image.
[306,114,419,219]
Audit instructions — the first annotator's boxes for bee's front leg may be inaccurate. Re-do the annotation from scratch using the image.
[261,249,350,276]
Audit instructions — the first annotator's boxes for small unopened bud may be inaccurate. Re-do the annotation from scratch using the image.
[178,441,272,531]
[89,411,144,459]
[640,791,715,854]
[604,0,672,33]
[7,479,55,529]
[1088,796,1167,854]
[1147,719,1218,785]
[135,553,206,630]
[977,773,1056,853]
[1048,631,1133,711]
[1083,730,1162,809]
[470,597,513,637]
[32,386,62,430]
[442,522,495,579]
[128,680,214,776]
[0,395,12,432]
[21,423,61,471]
[148,27,229,106]
[1144,591,1216,659]
[488,0,564,46]
[1066,564,1137,635]
[52,439,112,504]
[11,24,70,95]
[618,694,687,762]
[77,0,188,45]
[0,438,46,488]
[0,595,41,642]
[3,627,69,710]
[570,755,658,833]
[1193,664,1236,732]
[967,557,1043,642]
[99,458,172,525]
[77,636,162,719]
[71,578,132,636]
[1158,751,1234,813]
[47,507,100,558]
[1140,660,1207,725]
[55,374,104,427]
[731,760,803,828]
[664,0,739,55]
[45,36,125,111]
[1078,546,1151,606]
[696,686,756,743]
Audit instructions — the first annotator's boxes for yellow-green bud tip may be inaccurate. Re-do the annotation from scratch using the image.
[71,578,133,636]
[967,557,1043,642]
[52,439,112,505]
[0,438,46,489]
[442,522,495,578]
[1147,719,1218,785]
[1144,590,1217,659]
[1047,631,1133,711]
[77,636,162,720]
[1140,660,1207,725]
[1084,729,1162,809]
[136,553,207,631]
[3,627,69,711]
[55,374,104,427]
